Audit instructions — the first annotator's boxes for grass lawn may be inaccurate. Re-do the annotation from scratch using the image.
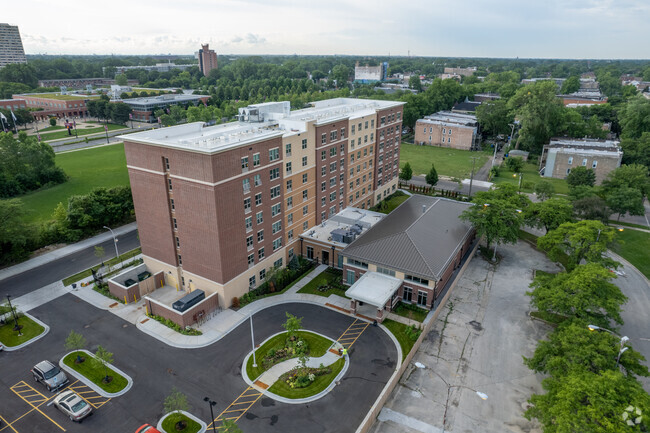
[19,143,130,224]
[0,315,45,347]
[400,143,488,179]
[268,358,345,399]
[611,229,650,279]
[246,331,333,380]
[63,351,128,394]
[383,319,420,361]
[371,191,409,214]
[608,220,649,230]
[39,123,126,141]
[492,162,569,195]
[391,302,428,322]
[161,413,201,433]
[297,269,346,298]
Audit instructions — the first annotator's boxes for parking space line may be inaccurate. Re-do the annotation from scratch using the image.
[9,382,66,432]
[66,384,111,409]
[0,415,19,433]
[336,319,369,349]
[208,386,263,429]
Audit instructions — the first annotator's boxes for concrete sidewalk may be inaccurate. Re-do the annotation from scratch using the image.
[0,222,138,282]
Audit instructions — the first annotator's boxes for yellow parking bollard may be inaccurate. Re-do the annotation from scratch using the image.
[134,294,137,303]
[124,295,127,304]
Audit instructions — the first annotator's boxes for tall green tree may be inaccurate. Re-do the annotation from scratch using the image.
[524,198,573,233]
[475,99,513,137]
[399,162,413,182]
[619,94,650,139]
[602,164,650,198]
[527,263,627,326]
[537,220,617,270]
[560,76,580,94]
[620,132,650,170]
[425,164,438,187]
[566,166,596,188]
[408,75,422,91]
[606,186,645,221]
[0,199,34,264]
[534,181,554,201]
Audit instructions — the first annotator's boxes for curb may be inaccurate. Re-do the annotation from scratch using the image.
[157,410,206,433]
[0,313,50,351]
[608,250,650,287]
[58,349,133,398]
[240,330,349,404]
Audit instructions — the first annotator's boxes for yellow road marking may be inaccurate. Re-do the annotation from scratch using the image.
[208,386,263,429]
[0,415,19,433]
[9,382,66,431]
[336,319,369,349]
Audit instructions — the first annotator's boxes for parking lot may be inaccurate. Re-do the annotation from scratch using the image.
[0,296,397,433]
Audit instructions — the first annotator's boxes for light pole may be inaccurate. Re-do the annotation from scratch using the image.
[250,313,257,367]
[6,295,22,334]
[588,325,630,367]
[103,226,120,267]
[468,156,480,198]
[203,397,217,432]
[512,172,523,194]
[416,364,487,432]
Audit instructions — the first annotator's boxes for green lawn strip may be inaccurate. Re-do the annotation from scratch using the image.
[267,358,345,399]
[297,269,347,298]
[608,220,649,230]
[383,319,419,361]
[62,351,128,394]
[161,413,201,433]
[399,143,488,179]
[491,163,569,195]
[39,123,127,141]
[371,191,409,214]
[611,229,650,279]
[391,302,428,322]
[62,247,142,286]
[19,143,130,224]
[246,331,333,380]
[0,315,45,347]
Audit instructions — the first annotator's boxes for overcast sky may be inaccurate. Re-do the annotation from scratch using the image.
[7,0,650,59]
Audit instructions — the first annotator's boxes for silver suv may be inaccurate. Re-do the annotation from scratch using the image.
[31,360,69,392]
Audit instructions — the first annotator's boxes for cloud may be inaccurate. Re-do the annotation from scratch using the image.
[245,33,266,45]
[231,36,243,43]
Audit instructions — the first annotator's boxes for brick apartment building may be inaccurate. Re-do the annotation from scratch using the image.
[0,99,26,110]
[119,98,404,311]
[414,111,479,151]
[540,137,622,184]
[198,44,218,77]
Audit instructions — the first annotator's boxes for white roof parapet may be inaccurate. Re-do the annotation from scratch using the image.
[345,272,403,308]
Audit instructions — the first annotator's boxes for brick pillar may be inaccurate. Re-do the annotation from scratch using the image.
[350,300,357,314]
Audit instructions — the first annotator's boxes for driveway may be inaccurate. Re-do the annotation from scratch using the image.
[372,241,561,433]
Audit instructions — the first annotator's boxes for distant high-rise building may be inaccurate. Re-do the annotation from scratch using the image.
[0,23,26,67]
[198,44,217,77]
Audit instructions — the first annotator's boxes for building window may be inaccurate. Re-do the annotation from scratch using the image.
[321,166,327,176]
[330,162,337,172]
[274,258,283,268]
[582,158,588,166]
[321,150,327,160]
[288,213,293,224]
[257,230,264,242]
[287,197,293,208]
[288,248,294,259]
[307,246,314,260]
[249,275,256,289]
[302,156,308,167]
[592,160,598,168]
[168,179,173,191]
[302,205,308,215]
[330,191,336,201]
[321,133,327,144]
[377,266,396,277]
[270,167,279,180]
[321,197,326,206]
[330,177,336,187]
[321,211,326,220]
[321,181,327,192]
[346,270,355,285]
[403,286,412,302]
[241,157,249,171]
[246,235,254,249]
[271,186,280,198]
[173,218,178,229]
[256,211,263,224]
[258,248,265,260]
[253,153,260,167]
[269,148,279,162]
[255,193,262,206]
[286,162,292,174]
[330,147,337,157]
[348,259,368,269]
[248,254,254,266]
[245,216,252,231]
[164,157,170,171]
[405,274,429,286]
[285,143,292,156]
[302,139,308,149]
[417,291,428,307]
[330,130,338,141]
[351,124,355,134]
[288,229,293,241]
[272,203,281,216]
[273,238,282,250]
[260,269,266,280]
[365,121,368,129]
[244,198,251,212]
[302,190,308,201]
[254,174,261,187]
[568,157,573,165]
[302,173,308,184]
[341,127,346,138]
[303,221,309,230]
[170,199,175,210]
[175,236,180,248]
[286,179,292,191]
[371,119,375,128]
[243,178,250,192]
[178,254,182,265]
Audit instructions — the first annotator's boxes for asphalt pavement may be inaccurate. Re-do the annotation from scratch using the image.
[0,300,397,433]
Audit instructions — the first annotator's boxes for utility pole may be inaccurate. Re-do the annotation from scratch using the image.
[468,157,480,198]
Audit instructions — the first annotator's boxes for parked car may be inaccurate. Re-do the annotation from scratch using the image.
[31,360,69,392]
[53,390,92,422]
[136,424,162,433]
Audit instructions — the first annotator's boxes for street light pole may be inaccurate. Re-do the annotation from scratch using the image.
[250,313,257,367]
[103,226,120,267]
[203,397,217,432]
[468,156,480,198]
[587,325,630,367]
[6,295,22,334]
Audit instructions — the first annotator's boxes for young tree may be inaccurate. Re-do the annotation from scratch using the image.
[282,312,302,342]
[399,162,413,182]
[408,75,422,91]
[528,263,627,326]
[460,198,522,261]
[49,118,57,127]
[606,186,645,221]
[537,220,617,270]
[93,345,114,383]
[425,164,438,187]
[524,319,649,379]
[533,181,554,201]
[505,156,524,173]
[602,163,650,198]
[566,166,596,188]
[572,195,611,222]
[164,387,190,429]
[524,198,573,233]
[64,330,87,363]
[115,74,128,86]
[94,246,105,262]
[219,420,243,433]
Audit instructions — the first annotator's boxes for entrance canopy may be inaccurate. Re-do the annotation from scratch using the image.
[345,271,402,308]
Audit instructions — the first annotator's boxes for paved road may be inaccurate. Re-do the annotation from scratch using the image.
[0,300,397,433]
[0,229,140,299]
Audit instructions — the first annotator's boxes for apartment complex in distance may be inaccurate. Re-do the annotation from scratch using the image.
[414,111,479,150]
[0,23,26,67]
[540,137,622,184]
[119,98,404,312]
[198,44,218,76]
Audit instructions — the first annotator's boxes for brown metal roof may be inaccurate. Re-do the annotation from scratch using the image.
[341,195,473,280]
